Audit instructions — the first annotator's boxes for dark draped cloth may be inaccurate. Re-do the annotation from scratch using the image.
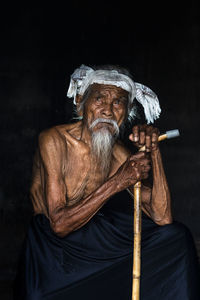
[13,190,200,300]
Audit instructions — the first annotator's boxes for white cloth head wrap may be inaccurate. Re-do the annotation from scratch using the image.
[67,64,161,124]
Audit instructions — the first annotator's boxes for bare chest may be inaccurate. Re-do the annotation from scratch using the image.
[64,151,120,205]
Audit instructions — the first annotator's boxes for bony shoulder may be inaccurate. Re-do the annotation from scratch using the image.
[39,126,63,143]
[38,123,78,141]
[38,123,89,155]
[38,126,69,153]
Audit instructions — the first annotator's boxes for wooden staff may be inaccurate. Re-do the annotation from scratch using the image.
[132,180,142,300]
[132,129,180,300]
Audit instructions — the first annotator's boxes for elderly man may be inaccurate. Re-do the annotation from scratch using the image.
[14,65,200,300]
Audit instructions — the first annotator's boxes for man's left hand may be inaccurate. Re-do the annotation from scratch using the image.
[129,124,160,152]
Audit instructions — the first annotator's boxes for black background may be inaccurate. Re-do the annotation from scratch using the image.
[0,2,200,298]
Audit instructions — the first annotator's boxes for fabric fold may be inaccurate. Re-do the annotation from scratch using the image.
[14,190,200,300]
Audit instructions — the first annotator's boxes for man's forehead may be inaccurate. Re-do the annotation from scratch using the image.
[90,83,129,97]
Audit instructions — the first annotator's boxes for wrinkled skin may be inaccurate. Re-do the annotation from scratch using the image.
[31,84,172,237]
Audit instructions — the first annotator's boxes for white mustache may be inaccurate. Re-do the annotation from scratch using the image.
[89,118,119,136]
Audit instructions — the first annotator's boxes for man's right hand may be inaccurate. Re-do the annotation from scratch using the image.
[114,152,151,191]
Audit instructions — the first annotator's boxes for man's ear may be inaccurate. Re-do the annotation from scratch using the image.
[75,94,83,116]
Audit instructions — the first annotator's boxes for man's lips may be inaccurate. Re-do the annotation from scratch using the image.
[95,122,113,129]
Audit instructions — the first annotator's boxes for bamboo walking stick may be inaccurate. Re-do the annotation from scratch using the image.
[132,129,180,300]
[132,180,142,300]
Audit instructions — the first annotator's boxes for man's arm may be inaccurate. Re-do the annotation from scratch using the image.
[141,148,172,225]
[129,125,173,225]
[36,128,150,237]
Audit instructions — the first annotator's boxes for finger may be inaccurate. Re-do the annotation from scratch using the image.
[145,134,151,152]
[139,124,148,131]
[129,134,140,147]
[152,132,159,143]
[139,130,145,146]
[141,164,151,175]
[129,133,134,141]
[146,125,153,133]
[153,127,160,136]
[141,158,151,165]
[145,127,159,151]
[131,161,135,167]
[134,165,141,180]
[142,172,149,180]
[129,152,145,161]
[129,133,140,148]
[132,125,139,142]
[138,161,151,171]
[151,132,159,150]
[143,164,151,172]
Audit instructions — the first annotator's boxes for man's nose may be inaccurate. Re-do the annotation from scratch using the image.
[101,103,113,118]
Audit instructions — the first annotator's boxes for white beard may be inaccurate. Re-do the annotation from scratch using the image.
[89,118,119,180]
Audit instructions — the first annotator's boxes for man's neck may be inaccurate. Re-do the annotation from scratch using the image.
[79,122,93,147]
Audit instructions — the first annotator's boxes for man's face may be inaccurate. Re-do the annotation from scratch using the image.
[82,83,129,134]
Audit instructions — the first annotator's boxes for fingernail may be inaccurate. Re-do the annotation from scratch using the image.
[129,134,133,141]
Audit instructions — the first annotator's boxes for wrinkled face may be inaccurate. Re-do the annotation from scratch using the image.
[82,83,129,134]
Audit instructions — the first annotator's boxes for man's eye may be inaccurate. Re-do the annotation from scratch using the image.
[95,97,102,102]
[113,99,121,105]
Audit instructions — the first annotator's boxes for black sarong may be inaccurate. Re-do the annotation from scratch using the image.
[14,190,200,299]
